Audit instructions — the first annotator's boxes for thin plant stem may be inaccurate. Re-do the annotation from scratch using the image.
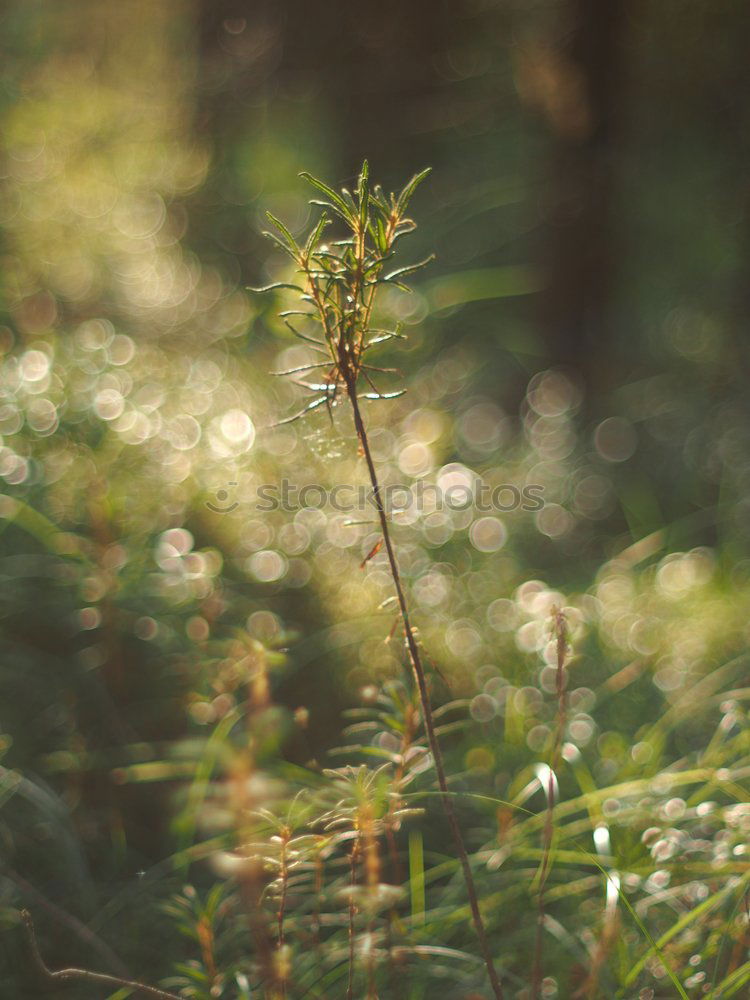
[313,842,324,952]
[197,915,218,990]
[239,868,276,999]
[384,706,413,1000]
[347,839,360,1000]
[277,829,289,999]
[346,376,505,1000]
[7,869,130,979]
[362,806,380,1000]
[19,909,184,1000]
[531,608,568,1000]
[583,910,620,999]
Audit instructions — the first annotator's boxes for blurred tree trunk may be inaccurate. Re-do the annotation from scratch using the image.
[527,0,628,393]
[298,0,448,180]
[194,0,447,176]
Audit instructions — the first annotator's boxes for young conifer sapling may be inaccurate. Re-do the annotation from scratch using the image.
[254,162,505,1000]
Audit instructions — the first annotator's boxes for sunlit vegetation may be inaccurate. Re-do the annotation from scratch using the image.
[1,2,749,998]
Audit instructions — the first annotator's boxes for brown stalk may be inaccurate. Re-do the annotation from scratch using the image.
[580,909,620,999]
[197,914,218,986]
[276,828,289,999]
[361,804,380,1000]
[531,608,568,999]
[312,839,325,951]
[382,702,414,999]
[238,867,277,1000]
[346,838,360,1000]
[7,869,130,979]
[345,373,505,1000]
[19,909,183,999]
